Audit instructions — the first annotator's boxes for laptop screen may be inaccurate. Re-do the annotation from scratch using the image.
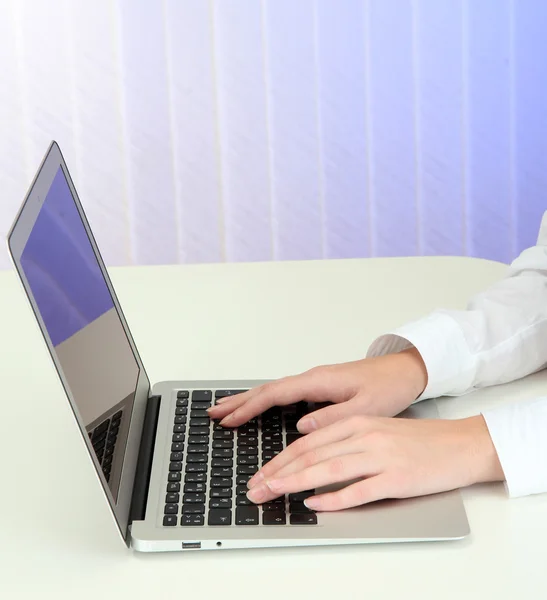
[19,166,140,502]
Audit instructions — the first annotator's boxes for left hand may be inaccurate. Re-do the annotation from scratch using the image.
[246,414,504,510]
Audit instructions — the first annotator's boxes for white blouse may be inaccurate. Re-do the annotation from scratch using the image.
[368,211,547,498]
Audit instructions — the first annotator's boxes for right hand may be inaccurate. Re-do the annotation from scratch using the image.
[207,347,428,433]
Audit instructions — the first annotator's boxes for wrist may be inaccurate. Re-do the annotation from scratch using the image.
[461,415,505,485]
[397,347,428,399]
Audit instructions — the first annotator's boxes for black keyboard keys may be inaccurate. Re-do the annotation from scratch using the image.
[208,509,232,526]
[215,389,248,398]
[163,515,177,526]
[236,505,259,525]
[181,514,204,526]
[290,513,317,525]
[192,390,212,402]
[263,511,286,525]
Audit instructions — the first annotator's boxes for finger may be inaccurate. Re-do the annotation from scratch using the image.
[304,475,392,511]
[246,453,375,504]
[207,392,250,418]
[217,373,322,428]
[248,417,363,488]
[298,399,365,434]
[270,437,367,482]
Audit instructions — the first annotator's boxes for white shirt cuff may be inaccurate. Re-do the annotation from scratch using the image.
[482,397,547,498]
[367,312,477,400]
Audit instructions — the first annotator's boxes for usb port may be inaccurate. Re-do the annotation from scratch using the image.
[182,542,201,549]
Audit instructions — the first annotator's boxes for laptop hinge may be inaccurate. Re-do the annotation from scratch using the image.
[128,394,161,527]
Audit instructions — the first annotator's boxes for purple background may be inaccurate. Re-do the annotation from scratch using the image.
[20,167,114,347]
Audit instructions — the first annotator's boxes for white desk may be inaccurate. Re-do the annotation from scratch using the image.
[2,256,546,600]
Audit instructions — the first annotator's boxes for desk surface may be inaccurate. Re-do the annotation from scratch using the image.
[2,256,546,600]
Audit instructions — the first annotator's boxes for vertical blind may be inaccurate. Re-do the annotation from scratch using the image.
[1,0,546,270]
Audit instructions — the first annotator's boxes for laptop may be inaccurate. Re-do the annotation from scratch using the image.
[7,142,470,552]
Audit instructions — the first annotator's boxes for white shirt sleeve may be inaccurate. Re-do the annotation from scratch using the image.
[367,210,547,497]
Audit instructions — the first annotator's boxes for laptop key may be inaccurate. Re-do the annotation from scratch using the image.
[173,424,186,434]
[190,418,209,427]
[213,430,234,440]
[210,488,232,498]
[170,452,183,462]
[190,409,210,419]
[237,446,258,456]
[169,462,183,472]
[185,463,207,473]
[212,448,233,459]
[237,436,258,446]
[187,454,208,464]
[212,467,233,478]
[185,472,207,483]
[172,433,185,443]
[208,509,232,526]
[188,435,209,445]
[209,498,232,509]
[237,455,258,466]
[236,485,249,496]
[192,390,212,402]
[163,515,177,527]
[168,472,182,482]
[289,491,314,502]
[171,442,184,452]
[166,492,180,503]
[236,474,252,486]
[189,427,209,436]
[188,444,208,454]
[167,482,181,492]
[181,514,204,526]
[211,477,233,488]
[175,407,188,416]
[263,511,286,525]
[164,503,179,514]
[177,390,190,399]
[209,487,232,498]
[263,501,285,511]
[289,502,314,514]
[290,513,317,525]
[236,496,253,506]
[212,440,233,449]
[174,416,187,425]
[215,390,248,398]
[236,506,259,525]
[184,482,206,493]
[183,493,206,504]
[212,458,233,468]
[176,398,189,408]
[237,465,258,475]
[262,442,283,451]
[183,504,205,515]
[192,401,212,410]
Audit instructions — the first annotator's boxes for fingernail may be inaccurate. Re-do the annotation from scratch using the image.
[247,484,268,503]
[219,413,234,426]
[265,479,283,493]
[299,417,317,432]
[215,397,231,405]
[247,471,264,488]
[304,498,319,510]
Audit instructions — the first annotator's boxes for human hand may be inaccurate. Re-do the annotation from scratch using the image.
[207,348,428,431]
[245,414,504,510]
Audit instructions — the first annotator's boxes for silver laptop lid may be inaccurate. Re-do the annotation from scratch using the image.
[7,141,151,543]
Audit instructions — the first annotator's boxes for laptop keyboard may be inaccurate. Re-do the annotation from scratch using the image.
[163,390,318,527]
[88,410,123,483]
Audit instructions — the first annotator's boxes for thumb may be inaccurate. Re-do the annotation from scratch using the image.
[298,399,361,434]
